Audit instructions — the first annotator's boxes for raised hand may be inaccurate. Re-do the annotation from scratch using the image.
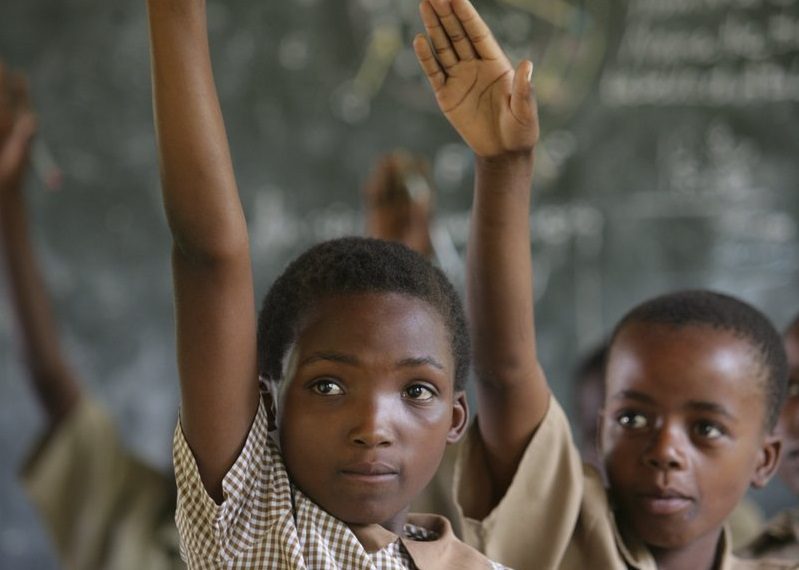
[414,0,539,158]
[363,151,434,257]
[0,63,37,195]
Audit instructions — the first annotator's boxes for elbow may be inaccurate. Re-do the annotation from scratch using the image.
[473,352,542,391]
[166,212,250,265]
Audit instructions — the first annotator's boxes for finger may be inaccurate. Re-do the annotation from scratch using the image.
[419,1,459,69]
[451,0,504,61]
[429,0,476,61]
[510,60,538,127]
[413,34,446,92]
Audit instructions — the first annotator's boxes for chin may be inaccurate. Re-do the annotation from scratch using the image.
[326,499,404,527]
[627,516,696,551]
[639,530,693,551]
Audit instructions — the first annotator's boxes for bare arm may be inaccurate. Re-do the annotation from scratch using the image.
[414,0,549,514]
[146,0,258,501]
[0,64,81,427]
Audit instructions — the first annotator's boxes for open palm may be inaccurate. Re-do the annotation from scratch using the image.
[414,0,539,158]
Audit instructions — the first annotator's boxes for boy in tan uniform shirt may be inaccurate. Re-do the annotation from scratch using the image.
[433,2,799,567]
[741,315,799,562]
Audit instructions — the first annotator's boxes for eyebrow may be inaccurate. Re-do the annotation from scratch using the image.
[299,351,359,367]
[612,390,736,420]
[685,400,736,421]
[299,352,444,370]
[396,356,445,370]
[612,390,654,404]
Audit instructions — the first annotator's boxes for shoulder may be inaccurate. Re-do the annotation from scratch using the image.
[730,555,799,570]
[403,513,508,568]
[736,508,799,565]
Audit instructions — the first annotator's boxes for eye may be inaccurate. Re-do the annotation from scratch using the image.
[403,383,435,401]
[617,411,648,430]
[694,421,724,440]
[788,381,799,398]
[310,379,344,396]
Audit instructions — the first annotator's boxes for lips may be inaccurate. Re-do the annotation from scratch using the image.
[637,488,693,516]
[339,462,399,482]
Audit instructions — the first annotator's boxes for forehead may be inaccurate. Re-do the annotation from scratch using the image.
[606,322,765,407]
[292,291,453,367]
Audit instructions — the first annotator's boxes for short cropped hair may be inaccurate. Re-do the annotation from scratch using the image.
[610,290,788,430]
[257,237,470,390]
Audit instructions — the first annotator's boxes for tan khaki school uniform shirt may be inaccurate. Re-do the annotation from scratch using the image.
[739,508,799,562]
[174,396,508,569]
[21,397,183,570]
[454,397,798,570]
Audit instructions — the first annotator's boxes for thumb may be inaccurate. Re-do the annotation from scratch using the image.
[509,60,536,125]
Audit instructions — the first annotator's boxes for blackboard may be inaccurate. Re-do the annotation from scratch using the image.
[0,0,797,567]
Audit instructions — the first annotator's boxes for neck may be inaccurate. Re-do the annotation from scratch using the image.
[650,528,723,570]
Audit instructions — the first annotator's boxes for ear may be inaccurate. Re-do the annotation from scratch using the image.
[750,433,782,489]
[447,391,470,443]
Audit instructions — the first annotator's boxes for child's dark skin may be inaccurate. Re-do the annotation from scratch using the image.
[276,292,467,532]
[602,322,780,569]
[776,320,799,495]
[147,0,534,534]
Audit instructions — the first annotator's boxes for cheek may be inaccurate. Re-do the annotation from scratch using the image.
[601,433,636,479]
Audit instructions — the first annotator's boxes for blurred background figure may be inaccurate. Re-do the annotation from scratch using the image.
[0,61,183,570]
[740,315,799,560]
[363,149,434,258]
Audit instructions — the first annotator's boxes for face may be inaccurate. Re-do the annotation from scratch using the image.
[600,323,780,551]
[274,292,467,533]
[777,323,799,494]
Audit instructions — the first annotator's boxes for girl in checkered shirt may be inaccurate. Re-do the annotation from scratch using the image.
[146,0,537,567]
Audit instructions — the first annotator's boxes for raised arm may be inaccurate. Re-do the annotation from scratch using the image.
[146,0,258,501]
[0,64,81,426]
[414,0,548,512]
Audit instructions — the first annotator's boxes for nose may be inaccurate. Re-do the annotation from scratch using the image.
[349,394,396,448]
[643,422,687,471]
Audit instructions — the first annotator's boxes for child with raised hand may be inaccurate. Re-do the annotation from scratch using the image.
[445,4,797,569]
[145,0,529,566]
[741,314,799,561]
[0,62,182,570]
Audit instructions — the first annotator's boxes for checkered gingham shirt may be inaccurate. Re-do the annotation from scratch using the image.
[174,399,508,569]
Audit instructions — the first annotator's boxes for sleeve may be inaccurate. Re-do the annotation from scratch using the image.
[453,397,604,570]
[20,397,177,570]
[173,396,288,563]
